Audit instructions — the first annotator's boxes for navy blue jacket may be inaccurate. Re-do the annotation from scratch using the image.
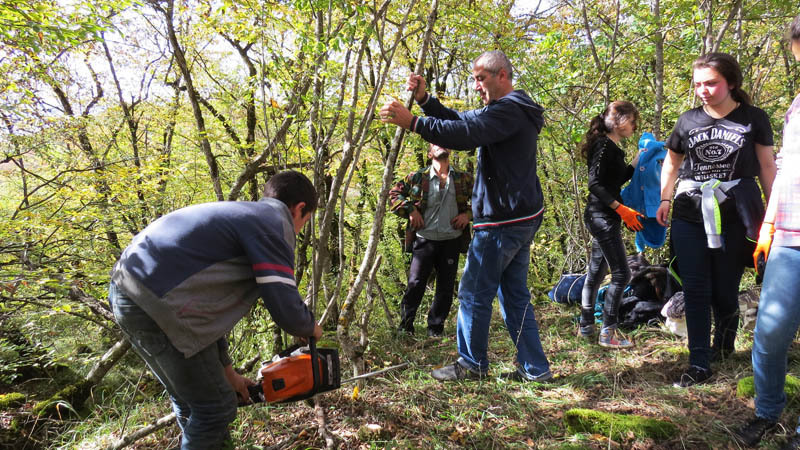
[411,90,545,228]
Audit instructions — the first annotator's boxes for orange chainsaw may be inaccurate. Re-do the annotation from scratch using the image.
[244,338,408,404]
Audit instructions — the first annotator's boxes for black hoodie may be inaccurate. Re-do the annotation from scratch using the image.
[413,90,546,228]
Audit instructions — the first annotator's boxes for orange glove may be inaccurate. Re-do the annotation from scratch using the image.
[614,204,644,231]
[753,222,775,271]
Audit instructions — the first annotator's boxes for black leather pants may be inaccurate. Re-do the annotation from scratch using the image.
[580,211,631,329]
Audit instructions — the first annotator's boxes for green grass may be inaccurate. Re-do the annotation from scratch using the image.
[8,291,800,449]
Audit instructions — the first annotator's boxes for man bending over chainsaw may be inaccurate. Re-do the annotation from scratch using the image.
[108,170,323,450]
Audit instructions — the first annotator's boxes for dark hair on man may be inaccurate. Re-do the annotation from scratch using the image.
[692,52,751,105]
[580,101,639,161]
[790,15,800,41]
[474,50,513,80]
[263,170,318,215]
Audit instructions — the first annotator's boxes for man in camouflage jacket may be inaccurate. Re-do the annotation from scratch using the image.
[389,144,473,337]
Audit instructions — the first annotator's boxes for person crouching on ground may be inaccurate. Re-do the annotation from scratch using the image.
[108,170,323,449]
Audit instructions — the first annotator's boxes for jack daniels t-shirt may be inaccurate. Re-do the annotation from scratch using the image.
[665,103,773,223]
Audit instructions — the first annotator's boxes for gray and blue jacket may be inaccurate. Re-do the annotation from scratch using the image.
[111,198,315,359]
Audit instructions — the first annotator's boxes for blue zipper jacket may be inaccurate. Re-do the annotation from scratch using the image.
[411,90,545,228]
[621,132,669,250]
[111,198,316,359]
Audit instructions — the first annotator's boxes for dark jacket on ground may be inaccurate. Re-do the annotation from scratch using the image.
[410,90,545,228]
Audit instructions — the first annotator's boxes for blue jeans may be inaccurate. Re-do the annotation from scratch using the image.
[455,217,550,377]
[671,217,746,369]
[109,282,237,449]
[752,246,800,430]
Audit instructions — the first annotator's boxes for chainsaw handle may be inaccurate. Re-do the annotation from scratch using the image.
[309,337,321,397]
[246,383,264,404]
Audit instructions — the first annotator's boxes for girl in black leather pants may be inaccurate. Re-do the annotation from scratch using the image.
[579,101,644,349]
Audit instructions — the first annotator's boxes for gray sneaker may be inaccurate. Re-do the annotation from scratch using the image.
[431,362,484,381]
[598,328,633,349]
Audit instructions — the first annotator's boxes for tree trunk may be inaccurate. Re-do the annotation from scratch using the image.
[337,0,436,374]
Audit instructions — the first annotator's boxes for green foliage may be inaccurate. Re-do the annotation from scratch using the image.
[0,0,113,53]
[737,374,800,399]
[564,408,678,441]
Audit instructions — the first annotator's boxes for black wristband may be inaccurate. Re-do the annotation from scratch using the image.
[660,199,671,202]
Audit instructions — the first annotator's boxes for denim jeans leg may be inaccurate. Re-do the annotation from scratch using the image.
[456,228,500,374]
[671,219,714,369]
[109,282,237,450]
[496,220,550,377]
[752,246,800,425]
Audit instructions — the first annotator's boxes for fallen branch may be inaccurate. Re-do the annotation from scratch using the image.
[313,397,336,449]
[105,412,176,450]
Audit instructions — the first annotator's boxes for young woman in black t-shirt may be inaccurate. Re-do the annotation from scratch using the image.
[579,101,644,349]
[657,53,777,387]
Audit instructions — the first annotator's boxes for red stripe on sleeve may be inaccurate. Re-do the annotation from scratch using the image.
[252,263,294,275]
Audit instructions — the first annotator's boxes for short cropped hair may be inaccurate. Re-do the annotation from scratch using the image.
[474,50,513,81]
[263,170,318,215]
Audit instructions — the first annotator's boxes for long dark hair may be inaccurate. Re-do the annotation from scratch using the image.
[580,101,639,161]
[790,15,800,41]
[692,53,751,105]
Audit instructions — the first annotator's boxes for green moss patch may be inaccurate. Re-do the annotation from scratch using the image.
[737,375,800,398]
[0,392,25,409]
[31,380,91,418]
[564,408,677,441]
[663,346,689,356]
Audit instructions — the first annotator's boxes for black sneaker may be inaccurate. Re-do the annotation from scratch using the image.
[672,365,712,388]
[499,368,553,383]
[782,434,800,450]
[431,362,484,381]
[734,416,778,447]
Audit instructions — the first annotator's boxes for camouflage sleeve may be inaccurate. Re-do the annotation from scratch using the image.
[389,173,416,219]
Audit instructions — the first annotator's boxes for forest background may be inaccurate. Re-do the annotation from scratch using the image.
[2,0,800,448]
